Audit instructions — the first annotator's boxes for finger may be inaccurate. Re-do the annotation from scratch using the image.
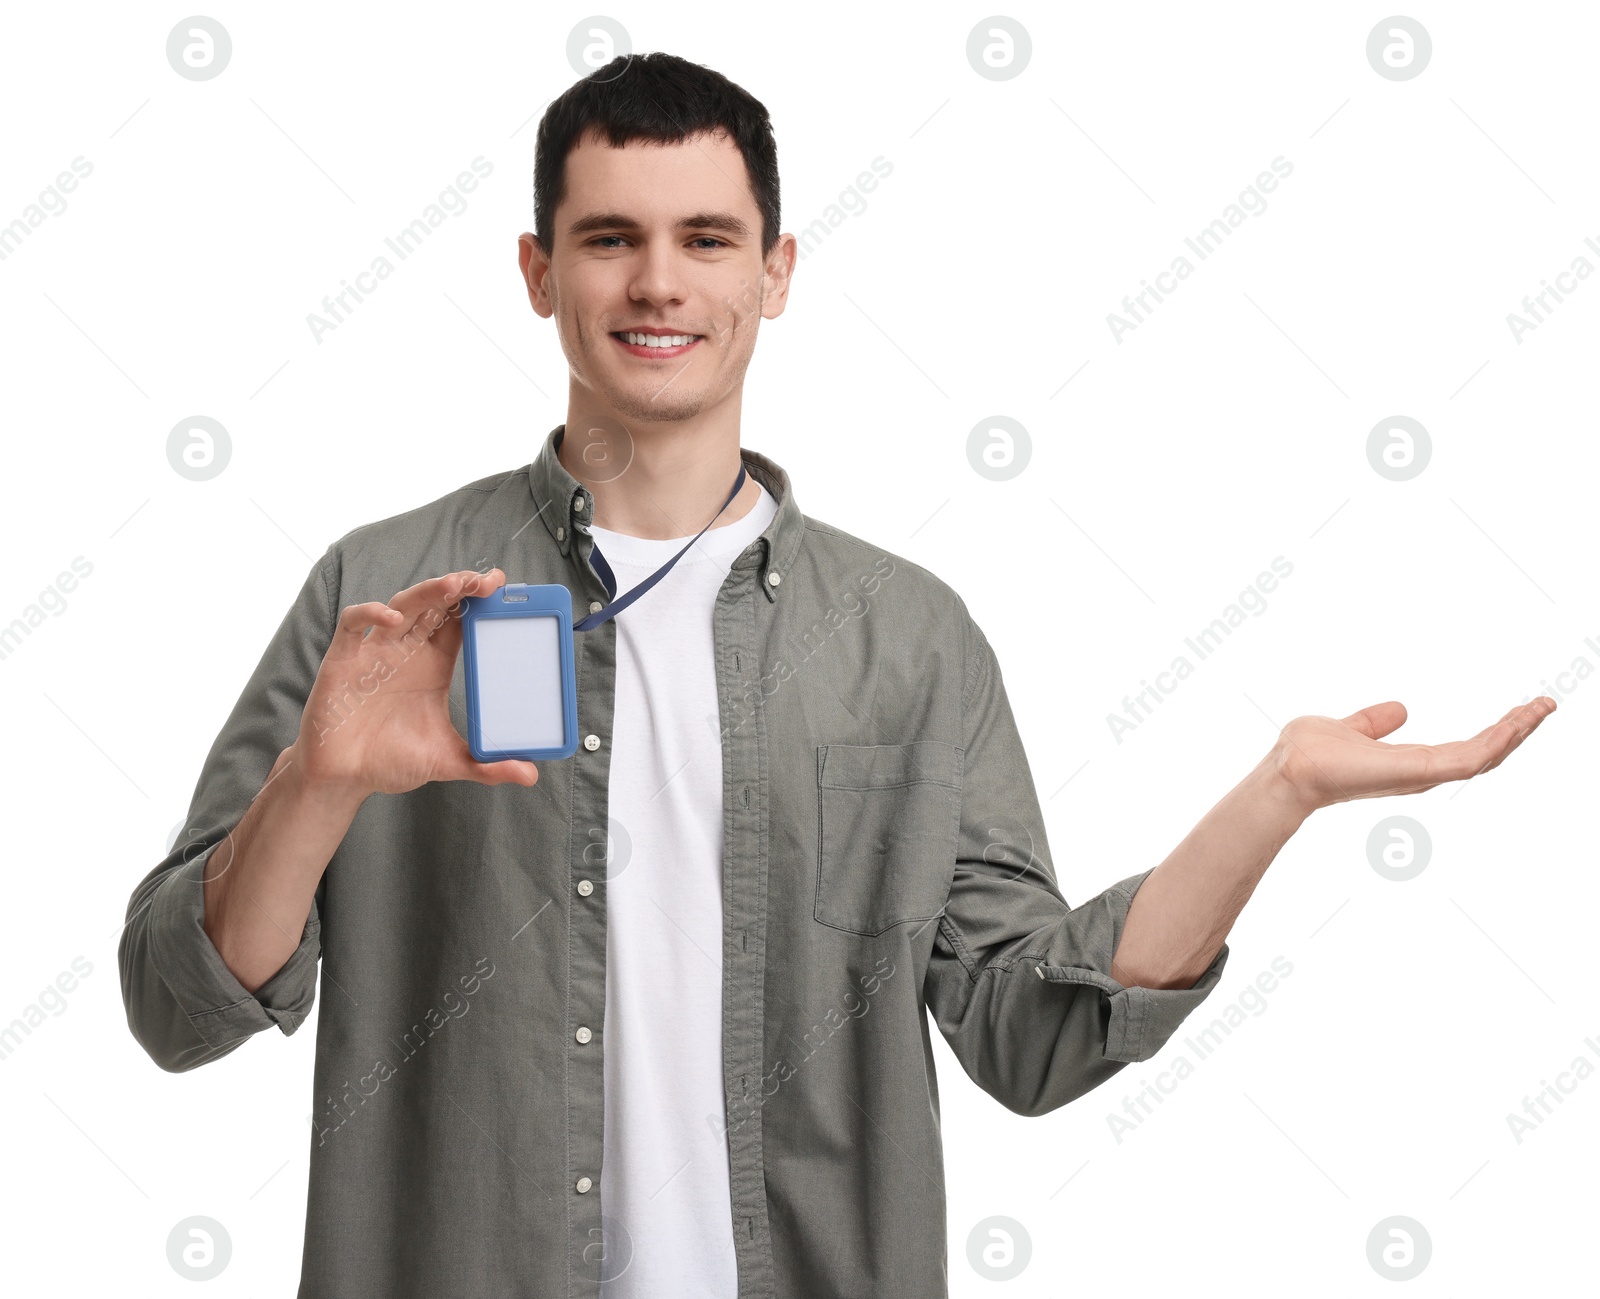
[1427,700,1555,783]
[327,600,407,662]
[470,759,540,787]
[389,568,505,617]
[1472,699,1557,774]
[1466,701,1538,742]
[1337,700,1407,740]
[1412,738,1496,785]
[444,567,506,613]
[1466,699,1554,754]
[429,735,538,786]
[387,569,506,640]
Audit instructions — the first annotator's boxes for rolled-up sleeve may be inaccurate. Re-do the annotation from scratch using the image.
[923,610,1228,1117]
[118,546,338,1073]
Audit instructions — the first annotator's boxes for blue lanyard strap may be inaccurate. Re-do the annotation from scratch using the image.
[572,462,749,632]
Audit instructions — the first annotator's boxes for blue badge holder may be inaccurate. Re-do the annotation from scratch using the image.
[460,459,748,764]
[461,583,579,762]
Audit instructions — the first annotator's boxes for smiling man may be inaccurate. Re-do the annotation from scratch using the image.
[119,51,1556,1299]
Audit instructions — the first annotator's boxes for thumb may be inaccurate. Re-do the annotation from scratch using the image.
[436,739,539,786]
[469,759,539,787]
[1337,700,1407,739]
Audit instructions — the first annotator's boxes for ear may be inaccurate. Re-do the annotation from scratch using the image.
[759,232,799,321]
[518,232,553,319]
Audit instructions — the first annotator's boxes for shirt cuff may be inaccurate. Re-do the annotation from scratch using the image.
[1032,869,1230,1064]
[145,840,321,1049]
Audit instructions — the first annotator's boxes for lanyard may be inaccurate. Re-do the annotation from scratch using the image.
[571,462,749,632]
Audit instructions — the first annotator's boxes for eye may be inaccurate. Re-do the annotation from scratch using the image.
[690,237,728,250]
[590,236,628,249]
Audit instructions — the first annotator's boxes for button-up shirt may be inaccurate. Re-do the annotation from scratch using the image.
[119,426,1229,1298]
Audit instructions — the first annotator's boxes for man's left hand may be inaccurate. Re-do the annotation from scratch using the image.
[1270,697,1558,814]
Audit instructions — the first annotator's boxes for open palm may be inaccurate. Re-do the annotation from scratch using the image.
[1273,697,1557,812]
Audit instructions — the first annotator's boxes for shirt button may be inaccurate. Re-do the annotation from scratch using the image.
[556,525,566,542]
[589,600,603,614]
[583,734,601,751]
[574,497,586,513]
[767,570,781,586]
[577,879,594,896]
[575,1177,592,1194]
[575,1026,592,1044]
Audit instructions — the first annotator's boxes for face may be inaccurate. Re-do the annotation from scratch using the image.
[520,127,796,428]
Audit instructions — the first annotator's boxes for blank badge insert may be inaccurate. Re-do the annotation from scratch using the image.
[474,614,565,753]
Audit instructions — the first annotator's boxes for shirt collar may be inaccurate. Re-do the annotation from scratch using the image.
[527,424,805,603]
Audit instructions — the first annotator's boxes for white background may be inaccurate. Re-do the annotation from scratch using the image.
[1,3,1593,1295]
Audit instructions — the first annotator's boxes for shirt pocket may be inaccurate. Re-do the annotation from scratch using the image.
[814,741,963,937]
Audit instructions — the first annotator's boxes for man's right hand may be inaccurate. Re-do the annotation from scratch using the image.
[290,567,539,799]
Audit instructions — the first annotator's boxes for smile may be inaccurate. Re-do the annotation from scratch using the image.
[611,331,702,358]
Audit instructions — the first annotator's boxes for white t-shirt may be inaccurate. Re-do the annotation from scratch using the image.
[591,480,778,1299]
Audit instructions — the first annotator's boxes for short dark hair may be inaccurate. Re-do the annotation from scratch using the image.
[534,52,781,259]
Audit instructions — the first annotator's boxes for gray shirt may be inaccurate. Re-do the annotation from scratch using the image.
[118,425,1229,1298]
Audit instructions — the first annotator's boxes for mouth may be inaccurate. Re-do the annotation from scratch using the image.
[611,330,703,359]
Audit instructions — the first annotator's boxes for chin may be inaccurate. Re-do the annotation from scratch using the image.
[606,389,706,425]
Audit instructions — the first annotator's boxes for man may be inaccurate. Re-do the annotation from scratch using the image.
[118,51,1555,1298]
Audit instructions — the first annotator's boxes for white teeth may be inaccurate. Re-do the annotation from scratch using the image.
[620,332,697,348]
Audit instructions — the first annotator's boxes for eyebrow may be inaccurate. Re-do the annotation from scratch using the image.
[566,210,753,241]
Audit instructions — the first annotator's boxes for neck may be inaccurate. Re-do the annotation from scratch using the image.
[558,408,759,540]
